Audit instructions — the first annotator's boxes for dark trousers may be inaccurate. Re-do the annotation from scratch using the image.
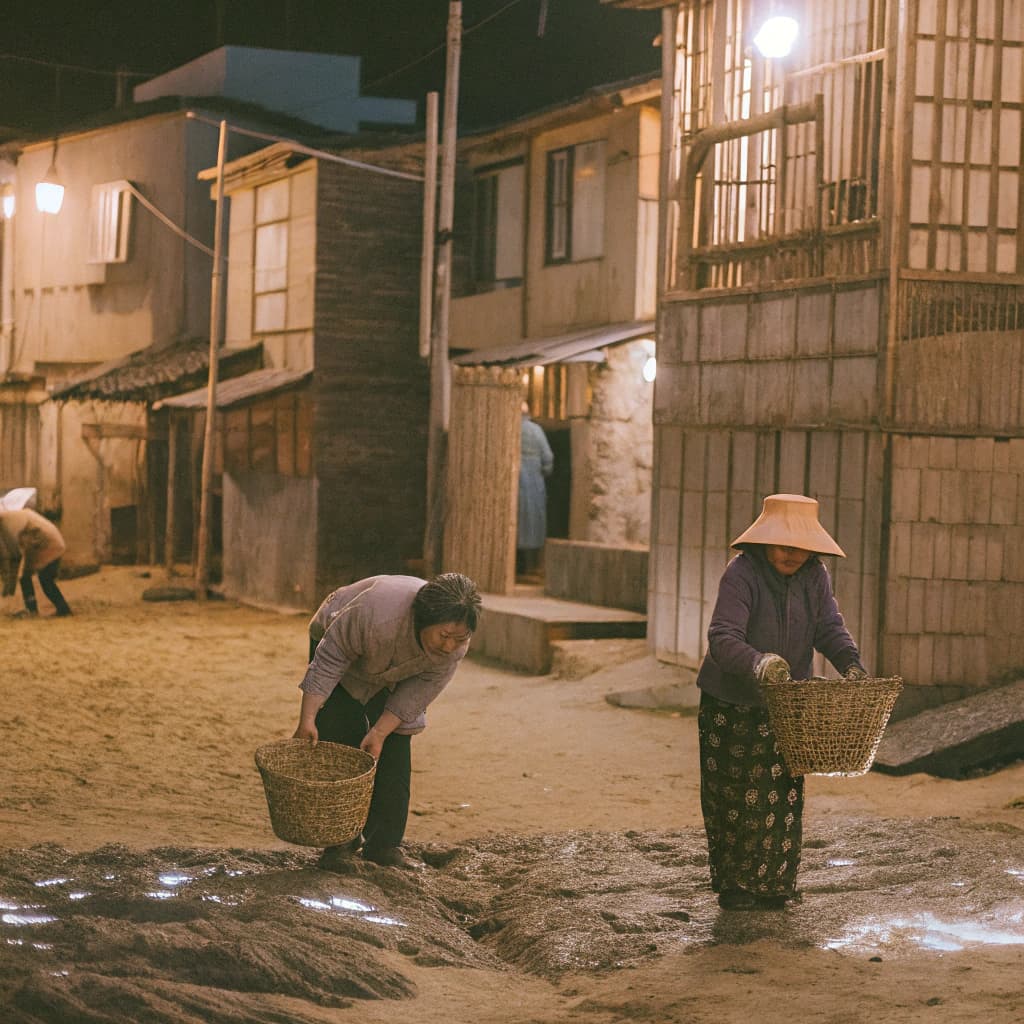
[20,559,72,616]
[308,640,411,851]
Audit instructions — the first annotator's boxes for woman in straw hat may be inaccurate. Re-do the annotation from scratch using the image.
[695,494,867,911]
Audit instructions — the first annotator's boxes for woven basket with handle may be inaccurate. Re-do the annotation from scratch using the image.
[761,675,903,777]
[254,738,376,847]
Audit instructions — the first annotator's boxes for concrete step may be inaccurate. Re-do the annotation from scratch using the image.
[472,588,647,675]
[873,678,1024,778]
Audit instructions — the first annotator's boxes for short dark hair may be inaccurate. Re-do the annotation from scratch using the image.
[413,572,482,633]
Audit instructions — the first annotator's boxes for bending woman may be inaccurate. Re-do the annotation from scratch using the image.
[695,493,867,911]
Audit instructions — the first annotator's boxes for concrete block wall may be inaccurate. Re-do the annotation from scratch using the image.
[884,435,1024,688]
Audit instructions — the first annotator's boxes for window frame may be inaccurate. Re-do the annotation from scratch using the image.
[544,139,606,265]
[252,179,290,334]
[472,158,525,290]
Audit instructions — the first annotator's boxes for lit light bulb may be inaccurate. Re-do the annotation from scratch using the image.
[642,356,657,383]
[35,164,64,214]
[754,15,799,59]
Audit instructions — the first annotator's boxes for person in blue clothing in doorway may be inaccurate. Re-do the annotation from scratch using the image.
[516,401,554,580]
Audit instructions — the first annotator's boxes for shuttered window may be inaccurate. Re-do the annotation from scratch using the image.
[88,181,133,263]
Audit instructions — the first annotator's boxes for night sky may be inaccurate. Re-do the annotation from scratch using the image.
[1,0,661,136]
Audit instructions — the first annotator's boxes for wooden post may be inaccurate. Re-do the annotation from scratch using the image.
[423,2,461,576]
[657,4,678,296]
[195,119,227,601]
[419,92,439,359]
[165,412,177,574]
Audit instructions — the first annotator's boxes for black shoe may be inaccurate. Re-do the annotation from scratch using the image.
[362,845,418,869]
[754,894,790,910]
[717,889,759,910]
[317,836,363,872]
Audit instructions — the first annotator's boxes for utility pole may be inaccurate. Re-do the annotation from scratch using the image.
[423,2,461,576]
[195,119,227,602]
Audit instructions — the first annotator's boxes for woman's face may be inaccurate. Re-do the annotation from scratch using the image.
[765,545,813,576]
[420,621,473,657]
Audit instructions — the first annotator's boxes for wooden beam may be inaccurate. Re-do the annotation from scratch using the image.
[81,422,166,441]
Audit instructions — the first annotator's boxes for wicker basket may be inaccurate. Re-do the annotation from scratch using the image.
[254,738,376,847]
[762,675,903,777]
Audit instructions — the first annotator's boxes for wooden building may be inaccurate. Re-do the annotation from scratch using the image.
[445,77,661,600]
[181,140,428,610]
[608,0,1024,706]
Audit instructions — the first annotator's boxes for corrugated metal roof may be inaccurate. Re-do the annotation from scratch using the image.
[153,368,312,411]
[452,320,656,369]
[51,337,263,403]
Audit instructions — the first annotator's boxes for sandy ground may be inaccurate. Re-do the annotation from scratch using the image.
[2,566,1023,1023]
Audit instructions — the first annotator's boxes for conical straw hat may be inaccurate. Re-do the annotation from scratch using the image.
[731,493,845,557]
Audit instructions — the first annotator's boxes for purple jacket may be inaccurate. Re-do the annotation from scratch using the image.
[696,548,864,707]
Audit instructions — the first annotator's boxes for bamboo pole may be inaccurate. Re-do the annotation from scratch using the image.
[195,118,227,601]
[165,412,177,574]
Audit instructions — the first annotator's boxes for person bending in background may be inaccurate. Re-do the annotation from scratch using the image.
[294,572,481,870]
[695,493,867,911]
[517,401,554,579]
[0,507,73,618]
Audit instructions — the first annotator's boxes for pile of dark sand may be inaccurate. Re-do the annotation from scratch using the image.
[2,819,1023,1023]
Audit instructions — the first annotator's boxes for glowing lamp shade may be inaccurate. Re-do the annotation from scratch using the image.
[642,356,657,383]
[35,164,65,214]
[754,15,799,58]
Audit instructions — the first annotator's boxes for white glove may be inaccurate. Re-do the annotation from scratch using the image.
[754,653,791,686]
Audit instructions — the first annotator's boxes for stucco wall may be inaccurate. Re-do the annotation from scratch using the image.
[12,114,209,374]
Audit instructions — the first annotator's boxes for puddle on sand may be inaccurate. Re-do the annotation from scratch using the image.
[157,873,192,887]
[826,910,1024,954]
[2,912,58,926]
[295,893,407,928]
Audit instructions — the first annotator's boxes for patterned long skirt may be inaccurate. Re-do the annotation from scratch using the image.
[698,691,804,897]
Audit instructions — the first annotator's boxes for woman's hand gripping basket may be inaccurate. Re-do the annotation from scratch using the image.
[761,674,903,777]
[254,739,376,846]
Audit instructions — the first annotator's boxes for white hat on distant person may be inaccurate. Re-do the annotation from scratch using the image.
[0,487,37,512]
[731,493,845,557]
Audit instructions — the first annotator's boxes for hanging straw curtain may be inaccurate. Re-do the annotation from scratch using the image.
[443,365,522,593]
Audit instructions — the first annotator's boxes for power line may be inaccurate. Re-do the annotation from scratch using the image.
[365,0,529,90]
[185,111,425,182]
[0,53,152,79]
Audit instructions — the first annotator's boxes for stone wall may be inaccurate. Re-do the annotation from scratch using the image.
[581,338,655,545]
